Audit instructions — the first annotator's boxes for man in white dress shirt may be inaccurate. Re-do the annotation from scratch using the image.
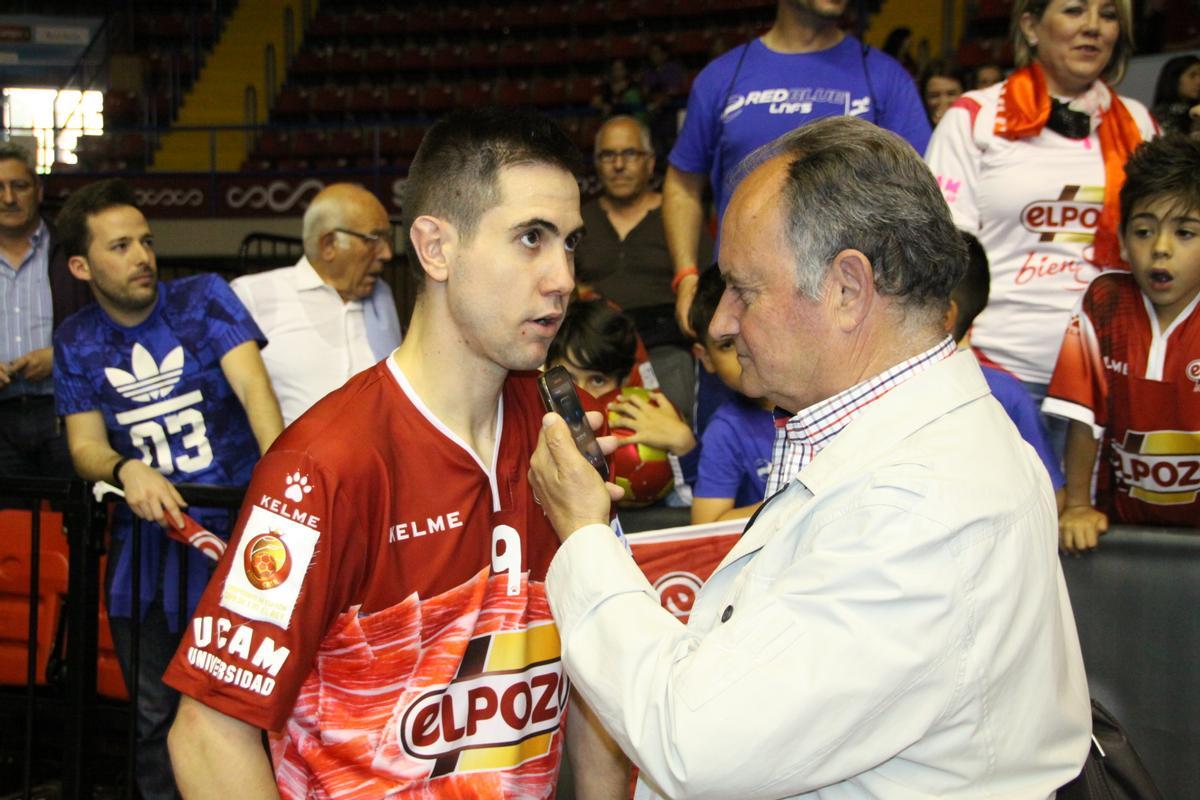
[231,183,402,425]
[529,117,1091,799]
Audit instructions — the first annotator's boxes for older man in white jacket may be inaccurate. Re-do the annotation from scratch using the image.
[530,116,1091,799]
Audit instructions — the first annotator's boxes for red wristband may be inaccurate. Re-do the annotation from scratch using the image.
[671,267,699,295]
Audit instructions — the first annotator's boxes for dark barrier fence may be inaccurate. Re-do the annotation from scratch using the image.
[0,477,242,800]
[0,479,1194,798]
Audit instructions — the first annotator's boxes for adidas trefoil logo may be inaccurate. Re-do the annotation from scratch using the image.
[105,343,185,402]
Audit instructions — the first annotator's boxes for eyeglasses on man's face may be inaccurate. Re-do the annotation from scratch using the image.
[595,149,651,165]
[334,227,393,251]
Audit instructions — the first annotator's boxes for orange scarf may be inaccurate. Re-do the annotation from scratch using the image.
[995,63,1146,268]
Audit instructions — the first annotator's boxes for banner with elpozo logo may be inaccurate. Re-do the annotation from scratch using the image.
[626,519,746,623]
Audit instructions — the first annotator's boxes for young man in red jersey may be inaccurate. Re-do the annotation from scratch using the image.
[164,109,628,799]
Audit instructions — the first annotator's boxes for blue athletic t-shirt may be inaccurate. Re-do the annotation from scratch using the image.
[694,394,775,507]
[982,363,1065,490]
[54,273,266,625]
[670,36,931,223]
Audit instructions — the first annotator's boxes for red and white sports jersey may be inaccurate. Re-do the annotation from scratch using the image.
[164,359,569,799]
[1043,273,1200,526]
[925,82,1156,384]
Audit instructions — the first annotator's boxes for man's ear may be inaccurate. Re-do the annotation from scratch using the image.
[827,248,875,332]
[1118,227,1129,264]
[692,341,716,374]
[943,298,959,338]
[408,215,455,284]
[67,254,91,282]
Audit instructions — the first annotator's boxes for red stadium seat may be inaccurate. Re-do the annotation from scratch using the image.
[329,48,365,77]
[290,49,329,79]
[311,85,347,118]
[292,130,327,158]
[272,86,309,121]
[530,77,568,107]
[494,79,531,107]
[254,129,291,159]
[347,86,386,118]
[458,81,494,108]
[307,13,344,41]
[384,84,421,115]
[609,33,645,60]
[421,83,458,112]
[0,510,68,690]
[344,10,380,38]
[460,41,496,69]
[328,128,367,158]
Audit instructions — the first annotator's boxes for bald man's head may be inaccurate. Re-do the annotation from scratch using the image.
[303,183,393,302]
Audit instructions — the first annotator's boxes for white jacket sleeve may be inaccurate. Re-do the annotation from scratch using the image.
[547,506,966,800]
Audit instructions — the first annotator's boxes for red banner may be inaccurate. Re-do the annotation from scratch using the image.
[626,519,746,623]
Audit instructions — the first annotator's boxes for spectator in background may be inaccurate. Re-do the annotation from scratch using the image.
[575,116,712,414]
[920,61,965,125]
[230,183,401,426]
[592,59,646,121]
[949,231,1066,507]
[52,179,282,800]
[664,0,931,337]
[925,0,1156,461]
[971,62,1006,89]
[881,26,920,76]
[546,299,696,501]
[1045,134,1200,552]
[0,142,92,478]
[640,41,689,155]
[1151,54,1200,134]
[687,265,773,525]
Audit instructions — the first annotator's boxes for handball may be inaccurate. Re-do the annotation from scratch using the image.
[608,387,675,507]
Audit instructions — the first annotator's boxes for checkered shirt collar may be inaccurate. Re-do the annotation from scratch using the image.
[765,336,957,495]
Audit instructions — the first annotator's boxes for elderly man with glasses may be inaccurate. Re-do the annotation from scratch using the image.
[575,116,712,416]
[231,183,402,425]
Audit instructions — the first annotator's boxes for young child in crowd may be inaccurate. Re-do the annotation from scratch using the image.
[951,232,1066,509]
[546,299,696,465]
[688,265,776,524]
[1044,135,1200,553]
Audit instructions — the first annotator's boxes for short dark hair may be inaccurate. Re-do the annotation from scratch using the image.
[404,108,581,242]
[547,299,637,381]
[688,263,726,344]
[1120,134,1200,232]
[951,231,990,341]
[55,178,140,259]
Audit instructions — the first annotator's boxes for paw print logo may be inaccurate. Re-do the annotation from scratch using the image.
[284,472,313,503]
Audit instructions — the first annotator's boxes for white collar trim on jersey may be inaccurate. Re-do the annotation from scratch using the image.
[1141,288,1200,381]
[384,355,505,512]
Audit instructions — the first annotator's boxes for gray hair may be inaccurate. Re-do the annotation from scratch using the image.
[1011,0,1134,86]
[733,117,965,310]
[0,142,39,182]
[595,115,653,153]
[301,190,343,259]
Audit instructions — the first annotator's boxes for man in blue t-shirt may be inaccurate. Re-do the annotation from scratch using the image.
[665,0,930,336]
[51,179,283,800]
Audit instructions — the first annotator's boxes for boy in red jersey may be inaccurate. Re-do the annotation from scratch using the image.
[163,110,628,799]
[1044,135,1200,553]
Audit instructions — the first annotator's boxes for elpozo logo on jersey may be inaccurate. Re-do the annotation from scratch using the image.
[1112,429,1200,505]
[1020,185,1103,243]
[400,621,567,776]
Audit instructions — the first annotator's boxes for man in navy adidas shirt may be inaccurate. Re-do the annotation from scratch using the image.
[52,179,282,800]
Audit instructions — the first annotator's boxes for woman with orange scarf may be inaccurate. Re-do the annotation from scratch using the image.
[925,0,1156,461]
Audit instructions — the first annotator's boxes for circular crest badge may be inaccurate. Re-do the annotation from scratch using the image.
[244,532,291,590]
